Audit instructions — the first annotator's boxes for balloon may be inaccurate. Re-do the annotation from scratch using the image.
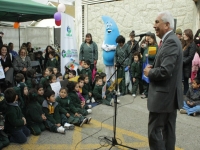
[54,12,61,21]
[13,22,20,29]
[57,3,66,12]
[55,20,61,26]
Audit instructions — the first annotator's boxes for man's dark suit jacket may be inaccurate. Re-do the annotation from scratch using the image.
[147,31,183,113]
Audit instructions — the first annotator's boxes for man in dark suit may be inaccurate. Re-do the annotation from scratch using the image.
[0,32,4,48]
[144,11,183,150]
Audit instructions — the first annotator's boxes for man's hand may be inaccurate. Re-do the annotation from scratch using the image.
[4,67,9,72]
[55,123,61,127]
[144,65,152,77]
[22,117,26,125]
[66,113,70,117]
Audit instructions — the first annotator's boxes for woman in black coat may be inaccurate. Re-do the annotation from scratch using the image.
[0,45,14,87]
[182,29,196,94]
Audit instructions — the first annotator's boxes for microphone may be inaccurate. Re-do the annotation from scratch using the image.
[135,32,151,37]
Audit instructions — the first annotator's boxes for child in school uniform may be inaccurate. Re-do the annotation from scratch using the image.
[40,67,53,91]
[0,115,10,149]
[56,72,63,81]
[46,51,59,69]
[14,73,26,111]
[93,76,114,106]
[67,81,92,116]
[18,82,29,114]
[68,70,76,79]
[4,88,30,144]
[42,90,75,134]
[92,72,100,90]
[36,84,45,105]
[77,60,85,75]
[180,78,200,116]
[53,67,59,75]
[26,69,38,90]
[82,75,95,103]
[130,52,143,97]
[79,60,92,84]
[26,89,46,135]
[56,87,90,127]
[63,66,70,80]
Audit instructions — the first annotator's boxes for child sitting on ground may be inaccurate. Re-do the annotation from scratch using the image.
[93,76,114,106]
[56,72,63,81]
[40,67,53,91]
[46,51,59,69]
[63,66,70,80]
[79,60,92,84]
[0,115,9,149]
[82,75,95,103]
[56,87,90,127]
[67,81,92,116]
[130,52,143,97]
[53,67,59,75]
[77,75,86,102]
[4,88,30,144]
[26,69,38,90]
[68,70,76,79]
[42,90,75,134]
[26,89,46,135]
[36,84,45,105]
[180,78,200,116]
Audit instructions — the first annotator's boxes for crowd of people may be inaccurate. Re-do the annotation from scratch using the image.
[0,20,200,149]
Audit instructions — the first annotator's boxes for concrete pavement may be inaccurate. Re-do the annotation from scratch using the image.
[3,95,200,150]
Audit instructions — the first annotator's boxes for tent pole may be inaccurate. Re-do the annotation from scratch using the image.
[19,27,20,49]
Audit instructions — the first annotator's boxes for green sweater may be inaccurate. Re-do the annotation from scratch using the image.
[93,85,103,100]
[82,82,92,95]
[68,91,82,114]
[79,68,92,83]
[37,95,44,105]
[40,76,51,91]
[5,104,24,132]
[130,61,142,78]
[79,42,98,63]
[142,45,158,65]
[26,101,44,125]
[115,43,132,67]
[42,100,67,124]
[46,58,59,68]
[56,96,71,113]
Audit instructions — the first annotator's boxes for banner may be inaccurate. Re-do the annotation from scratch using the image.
[60,13,79,75]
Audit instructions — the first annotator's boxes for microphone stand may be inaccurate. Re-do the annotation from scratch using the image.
[102,35,144,150]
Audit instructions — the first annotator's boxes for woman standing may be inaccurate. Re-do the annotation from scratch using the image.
[127,31,139,56]
[182,29,196,94]
[13,47,32,76]
[0,45,14,88]
[141,33,158,99]
[79,33,98,71]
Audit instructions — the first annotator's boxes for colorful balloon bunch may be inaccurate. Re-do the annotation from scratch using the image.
[54,3,66,26]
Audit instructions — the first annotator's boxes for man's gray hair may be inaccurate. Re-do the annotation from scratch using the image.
[158,11,174,29]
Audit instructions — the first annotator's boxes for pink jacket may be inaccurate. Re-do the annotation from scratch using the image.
[191,52,200,81]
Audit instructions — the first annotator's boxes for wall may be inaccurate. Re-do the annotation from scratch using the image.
[81,0,199,70]
[0,26,53,51]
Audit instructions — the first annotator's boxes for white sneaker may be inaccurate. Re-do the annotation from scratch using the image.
[110,98,114,107]
[87,109,92,114]
[86,117,92,124]
[132,94,136,97]
[87,105,92,109]
[57,126,66,134]
[91,98,95,103]
[80,118,88,127]
[64,123,75,130]
[86,100,90,103]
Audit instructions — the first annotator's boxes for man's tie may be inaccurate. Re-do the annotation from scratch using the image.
[158,40,162,48]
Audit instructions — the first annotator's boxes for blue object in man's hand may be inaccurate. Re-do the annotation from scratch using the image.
[124,66,129,72]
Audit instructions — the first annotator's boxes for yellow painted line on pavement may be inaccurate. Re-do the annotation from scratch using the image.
[5,119,184,150]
